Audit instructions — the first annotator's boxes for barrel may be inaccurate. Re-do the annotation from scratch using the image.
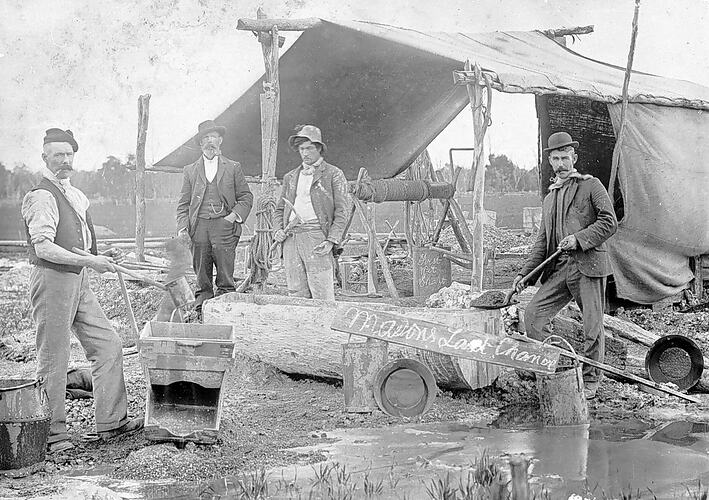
[412,246,452,297]
[0,379,51,472]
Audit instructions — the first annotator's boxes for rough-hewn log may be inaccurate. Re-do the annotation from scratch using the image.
[541,26,594,38]
[203,293,503,390]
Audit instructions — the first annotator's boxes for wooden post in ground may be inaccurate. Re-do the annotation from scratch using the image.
[465,61,492,292]
[366,202,378,296]
[508,455,530,500]
[249,8,282,290]
[135,94,150,262]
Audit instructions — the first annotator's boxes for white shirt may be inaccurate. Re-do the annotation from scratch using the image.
[203,155,218,182]
[22,168,92,250]
[289,160,322,223]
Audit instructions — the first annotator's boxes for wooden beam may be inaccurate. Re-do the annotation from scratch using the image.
[135,94,150,262]
[541,25,594,38]
[237,17,321,31]
[123,163,262,183]
[465,61,491,292]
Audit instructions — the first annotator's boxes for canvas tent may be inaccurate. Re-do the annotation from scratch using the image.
[156,19,709,304]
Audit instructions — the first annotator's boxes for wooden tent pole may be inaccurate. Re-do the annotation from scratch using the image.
[465,60,492,291]
[135,94,150,262]
[608,0,641,198]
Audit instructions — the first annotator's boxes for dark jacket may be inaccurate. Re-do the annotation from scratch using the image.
[25,178,97,274]
[176,155,253,237]
[273,161,350,245]
[520,176,618,282]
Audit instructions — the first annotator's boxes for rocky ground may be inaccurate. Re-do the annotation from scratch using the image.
[1,241,708,498]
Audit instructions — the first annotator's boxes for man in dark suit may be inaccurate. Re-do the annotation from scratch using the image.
[177,120,253,309]
[513,132,618,399]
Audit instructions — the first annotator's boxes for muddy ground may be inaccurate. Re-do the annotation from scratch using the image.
[1,244,709,498]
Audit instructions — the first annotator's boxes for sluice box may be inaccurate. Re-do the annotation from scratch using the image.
[139,321,235,444]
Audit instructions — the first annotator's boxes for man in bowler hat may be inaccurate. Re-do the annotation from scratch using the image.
[176,120,253,310]
[22,128,143,453]
[513,131,618,399]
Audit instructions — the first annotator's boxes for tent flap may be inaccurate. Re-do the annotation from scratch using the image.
[607,103,709,303]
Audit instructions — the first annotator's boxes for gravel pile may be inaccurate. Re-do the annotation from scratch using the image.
[439,224,536,254]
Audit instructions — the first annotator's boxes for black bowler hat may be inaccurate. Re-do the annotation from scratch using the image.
[544,131,579,152]
[44,128,78,152]
[195,120,227,145]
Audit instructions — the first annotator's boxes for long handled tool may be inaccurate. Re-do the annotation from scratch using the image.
[72,247,167,290]
[73,247,142,338]
[471,249,563,309]
[509,332,701,404]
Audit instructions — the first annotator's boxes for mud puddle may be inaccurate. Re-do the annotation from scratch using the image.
[60,419,709,498]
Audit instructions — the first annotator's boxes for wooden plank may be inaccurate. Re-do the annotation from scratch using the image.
[135,94,150,262]
[236,17,321,31]
[331,304,560,374]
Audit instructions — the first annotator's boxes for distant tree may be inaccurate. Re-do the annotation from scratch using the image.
[484,154,538,193]
[0,162,10,198]
[98,155,135,202]
[9,164,40,199]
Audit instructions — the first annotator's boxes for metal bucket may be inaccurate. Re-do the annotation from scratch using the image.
[0,379,51,472]
[342,339,388,413]
[165,276,194,309]
[372,359,437,417]
[412,246,452,297]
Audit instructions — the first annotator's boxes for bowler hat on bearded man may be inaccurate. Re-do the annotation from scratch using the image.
[288,125,327,153]
[544,131,579,152]
[195,120,227,145]
[44,128,78,152]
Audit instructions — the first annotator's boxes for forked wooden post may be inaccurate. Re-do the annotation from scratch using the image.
[465,60,492,292]
[135,94,150,262]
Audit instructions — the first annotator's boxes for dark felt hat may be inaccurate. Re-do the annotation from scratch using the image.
[195,120,227,145]
[44,128,78,152]
[544,131,579,152]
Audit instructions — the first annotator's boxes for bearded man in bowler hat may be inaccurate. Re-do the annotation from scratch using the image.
[273,125,350,300]
[513,131,618,400]
[177,120,253,311]
[22,128,143,453]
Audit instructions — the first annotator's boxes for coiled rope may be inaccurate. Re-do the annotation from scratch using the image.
[237,195,276,292]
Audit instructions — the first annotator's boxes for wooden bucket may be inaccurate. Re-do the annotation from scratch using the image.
[536,336,588,426]
[342,339,388,412]
[412,246,451,297]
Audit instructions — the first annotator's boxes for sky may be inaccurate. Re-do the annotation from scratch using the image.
[1,0,708,173]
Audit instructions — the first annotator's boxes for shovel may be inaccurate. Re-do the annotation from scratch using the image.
[471,248,563,309]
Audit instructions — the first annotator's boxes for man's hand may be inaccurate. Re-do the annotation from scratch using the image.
[512,274,527,294]
[89,255,116,274]
[224,212,238,223]
[273,229,288,243]
[558,234,578,252]
[313,240,334,256]
[101,247,125,263]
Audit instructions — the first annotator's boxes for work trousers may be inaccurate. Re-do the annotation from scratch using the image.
[191,217,240,307]
[29,266,128,443]
[524,256,606,383]
[283,227,335,301]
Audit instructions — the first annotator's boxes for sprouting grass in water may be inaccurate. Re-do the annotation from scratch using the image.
[685,480,709,500]
[235,467,269,499]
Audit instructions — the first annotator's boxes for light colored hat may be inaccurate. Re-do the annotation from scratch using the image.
[288,125,327,152]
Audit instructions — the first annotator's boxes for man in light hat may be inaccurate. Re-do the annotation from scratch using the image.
[176,120,253,311]
[273,125,350,300]
[22,128,143,453]
[513,131,618,400]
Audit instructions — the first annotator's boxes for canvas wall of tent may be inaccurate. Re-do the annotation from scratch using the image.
[156,19,709,305]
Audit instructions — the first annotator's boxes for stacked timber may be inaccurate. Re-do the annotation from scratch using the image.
[203,293,504,390]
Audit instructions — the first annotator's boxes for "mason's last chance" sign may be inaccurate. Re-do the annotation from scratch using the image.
[331,305,560,374]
